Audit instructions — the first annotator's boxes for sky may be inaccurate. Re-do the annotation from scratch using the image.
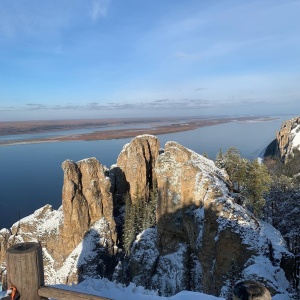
[0,0,299,121]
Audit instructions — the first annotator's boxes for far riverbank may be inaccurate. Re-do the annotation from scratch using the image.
[0,116,277,146]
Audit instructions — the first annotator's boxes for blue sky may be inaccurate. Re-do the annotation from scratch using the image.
[0,0,299,121]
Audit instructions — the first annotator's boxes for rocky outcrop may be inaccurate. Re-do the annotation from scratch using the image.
[61,158,116,259]
[155,141,230,227]
[115,135,160,204]
[265,116,300,162]
[109,135,160,244]
[233,280,272,300]
[129,141,293,297]
[0,158,117,285]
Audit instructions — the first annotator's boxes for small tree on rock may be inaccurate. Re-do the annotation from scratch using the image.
[242,159,271,217]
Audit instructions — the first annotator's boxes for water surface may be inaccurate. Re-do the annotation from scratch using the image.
[0,117,285,229]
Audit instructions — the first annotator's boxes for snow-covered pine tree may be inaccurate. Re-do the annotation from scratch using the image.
[215,148,225,169]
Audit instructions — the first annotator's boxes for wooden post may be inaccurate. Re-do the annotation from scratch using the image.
[6,242,44,300]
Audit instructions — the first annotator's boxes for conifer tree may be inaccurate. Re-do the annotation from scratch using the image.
[223,147,247,192]
[123,182,158,254]
[145,180,158,228]
[243,159,271,217]
[215,148,225,169]
[123,193,135,254]
[202,152,208,159]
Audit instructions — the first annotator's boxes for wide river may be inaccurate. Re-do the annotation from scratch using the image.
[0,116,289,229]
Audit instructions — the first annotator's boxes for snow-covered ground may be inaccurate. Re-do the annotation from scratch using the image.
[0,277,291,299]
[54,278,225,300]
[0,278,224,300]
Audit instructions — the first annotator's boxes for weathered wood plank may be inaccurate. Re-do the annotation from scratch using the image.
[6,242,44,300]
[38,286,112,300]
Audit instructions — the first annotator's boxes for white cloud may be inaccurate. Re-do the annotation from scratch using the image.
[0,0,111,41]
[90,0,110,22]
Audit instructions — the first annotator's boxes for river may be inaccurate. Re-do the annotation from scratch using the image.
[0,116,288,229]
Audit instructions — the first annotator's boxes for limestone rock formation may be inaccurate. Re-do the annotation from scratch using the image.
[115,135,160,204]
[0,158,117,285]
[61,158,116,259]
[110,135,160,243]
[129,141,293,297]
[276,116,300,161]
[265,116,300,162]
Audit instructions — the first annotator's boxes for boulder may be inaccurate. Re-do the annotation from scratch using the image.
[233,280,271,300]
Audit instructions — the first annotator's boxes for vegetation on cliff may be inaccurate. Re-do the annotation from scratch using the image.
[215,143,299,296]
[123,183,157,255]
[215,147,271,217]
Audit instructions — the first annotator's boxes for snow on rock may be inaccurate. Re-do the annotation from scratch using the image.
[130,228,160,286]
[151,243,189,296]
[274,116,300,161]
[291,124,300,149]
[152,141,293,297]
[0,205,64,284]
[242,255,290,295]
[55,217,114,285]
[5,204,63,248]
[194,207,205,249]
[0,203,117,286]
[214,196,293,296]
[10,204,63,238]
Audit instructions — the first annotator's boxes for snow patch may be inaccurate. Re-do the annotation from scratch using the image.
[55,217,111,284]
[291,124,300,149]
[194,207,205,249]
[152,243,188,296]
[242,255,290,296]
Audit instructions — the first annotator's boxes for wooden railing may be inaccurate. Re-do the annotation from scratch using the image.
[6,242,112,300]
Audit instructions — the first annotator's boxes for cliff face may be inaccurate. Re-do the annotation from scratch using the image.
[110,135,160,244]
[0,135,294,298]
[129,141,293,297]
[265,116,300,162]
[61,158,116,259]
[114,135,159,204]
